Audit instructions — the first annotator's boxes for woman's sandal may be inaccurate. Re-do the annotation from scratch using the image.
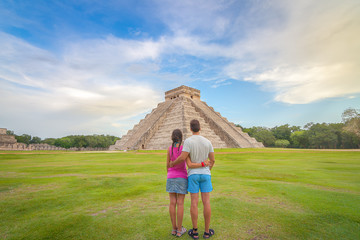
[188,228,199,239]
[171,229,177,236]
[176,226,187,237]
[203,229,215,239]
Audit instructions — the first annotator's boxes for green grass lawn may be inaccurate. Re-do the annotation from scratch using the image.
[0,149,359,239]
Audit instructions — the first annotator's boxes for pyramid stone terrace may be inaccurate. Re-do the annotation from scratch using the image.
[109,86,264,150]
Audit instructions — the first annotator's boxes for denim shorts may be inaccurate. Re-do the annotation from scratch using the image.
[188,174,213,193]
[166,178,188,194]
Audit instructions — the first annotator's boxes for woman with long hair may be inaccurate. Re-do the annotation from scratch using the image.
[166,129,188,237]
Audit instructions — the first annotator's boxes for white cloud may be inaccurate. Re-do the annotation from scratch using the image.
[64,35,162,67]
[155,0,234,38]
[1,0,359,138]
[0,32,163,138]
[245,63,360,104]
[211,79,232,89]
[154,0,360,103]
[222,0,360,104]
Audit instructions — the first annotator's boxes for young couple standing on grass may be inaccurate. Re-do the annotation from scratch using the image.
[166,119,215,239]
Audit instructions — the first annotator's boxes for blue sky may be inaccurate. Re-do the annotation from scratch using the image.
[0,0,359,138]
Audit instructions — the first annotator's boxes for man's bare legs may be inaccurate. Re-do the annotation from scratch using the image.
[190,192,199,237]
[201,192,211,233]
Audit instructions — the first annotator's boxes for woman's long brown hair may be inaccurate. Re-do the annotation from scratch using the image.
[170,129,183,159]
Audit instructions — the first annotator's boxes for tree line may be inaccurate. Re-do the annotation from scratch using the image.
[6,131,120,149]
[239,108,360,149]
[7,108,360,149]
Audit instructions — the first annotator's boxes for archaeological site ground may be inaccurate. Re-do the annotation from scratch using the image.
[0,149,359,239]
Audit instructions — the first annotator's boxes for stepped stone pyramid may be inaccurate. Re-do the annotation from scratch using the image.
[109,86,264,150]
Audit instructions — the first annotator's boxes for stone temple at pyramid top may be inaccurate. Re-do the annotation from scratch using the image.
[109,85,264,150]
[165,85,200,101]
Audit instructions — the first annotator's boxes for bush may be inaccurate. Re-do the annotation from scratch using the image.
[275,139,290,148]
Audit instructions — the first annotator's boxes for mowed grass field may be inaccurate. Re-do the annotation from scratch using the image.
[0,149,359,240]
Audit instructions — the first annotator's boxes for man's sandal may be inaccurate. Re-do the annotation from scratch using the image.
[188,228,199,239]
[176,226,187,237]
[203,229,215,239]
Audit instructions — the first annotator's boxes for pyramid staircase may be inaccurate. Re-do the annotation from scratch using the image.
[109,86,263,150]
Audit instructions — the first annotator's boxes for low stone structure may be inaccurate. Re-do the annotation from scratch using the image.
[0,128,24,150]
[109,85,264,150]
[0,128,107,151]
[0,128,17,145]
[0,129,67,151]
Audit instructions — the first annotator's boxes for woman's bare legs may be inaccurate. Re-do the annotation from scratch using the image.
[169,193,177,234]
[176,194,185,236]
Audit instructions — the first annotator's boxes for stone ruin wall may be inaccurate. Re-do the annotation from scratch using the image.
[0,128,107,151]
[0,142,107,151]
[0,142,65,151]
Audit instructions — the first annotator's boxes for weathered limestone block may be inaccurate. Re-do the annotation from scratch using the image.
[0,135,17,144]
[0,128,7,135]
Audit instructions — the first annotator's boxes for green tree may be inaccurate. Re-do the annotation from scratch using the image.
[304,122,314,130]
[341,131,360,148]
[15,134,32,145]
[243,126,265,137]
[6,130,14,135]
[307,123,338,148]
[275,139,290,148]
[271,124,292,141]
[342,108,360,122]
[84,135,95,148]
[42,138,56,145]
[328,123,344,148]
[253,129,276,147]
[54,137,73,149]
[73,135,88,148]
[290,131,309,148]
[30,136,42,144]
[52,135,120,149]
[342,108,360,137]
[290,126,301,132]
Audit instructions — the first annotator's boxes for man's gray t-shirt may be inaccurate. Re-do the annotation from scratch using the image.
[182,135,214,176]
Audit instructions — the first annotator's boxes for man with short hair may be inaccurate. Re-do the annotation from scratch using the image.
[170,119,215,239]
